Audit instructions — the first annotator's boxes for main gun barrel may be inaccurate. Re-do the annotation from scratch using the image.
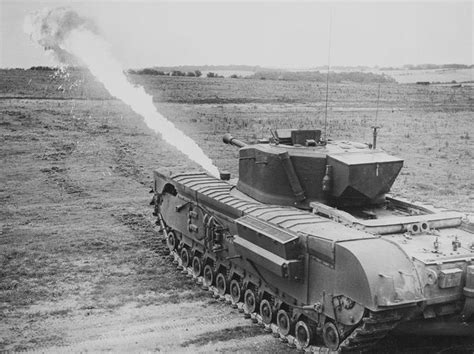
[223,133,247,148]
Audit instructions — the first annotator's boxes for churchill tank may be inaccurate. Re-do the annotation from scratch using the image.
[152,128,474,351]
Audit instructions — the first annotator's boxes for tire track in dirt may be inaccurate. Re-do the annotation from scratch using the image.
[108,212,286,352]
[110,139,150,186]
[31,302,263,352]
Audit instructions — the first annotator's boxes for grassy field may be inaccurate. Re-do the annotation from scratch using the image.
[378,68,474,84]
[0,69,473,351]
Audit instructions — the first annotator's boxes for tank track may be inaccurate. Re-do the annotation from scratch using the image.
[339,312,402,352]
[151,228,402,353]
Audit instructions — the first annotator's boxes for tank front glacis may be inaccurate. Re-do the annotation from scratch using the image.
[152,129,474,351]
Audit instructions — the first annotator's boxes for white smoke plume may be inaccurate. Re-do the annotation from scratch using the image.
[24,7,220,177]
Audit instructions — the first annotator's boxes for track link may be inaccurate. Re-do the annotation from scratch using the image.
[339,312,402,352]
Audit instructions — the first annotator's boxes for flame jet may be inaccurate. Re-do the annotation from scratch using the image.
[24,7,219,177]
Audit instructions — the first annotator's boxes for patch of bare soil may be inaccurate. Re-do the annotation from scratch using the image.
[0,98,287,352]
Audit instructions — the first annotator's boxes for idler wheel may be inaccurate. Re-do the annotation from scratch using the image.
[244,288,258,313]
[216,272,228,295]
[229,279,243,303]
[203,264,215,287]
[259,299,274,324]
[180,247,190,268]
[322,321,340,351]
[277,309,292,336]
[166,231,177,251]
[295,320,314,349]
[192,256,202,277]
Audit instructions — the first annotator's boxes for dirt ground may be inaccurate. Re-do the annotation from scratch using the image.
[0,70,473,352]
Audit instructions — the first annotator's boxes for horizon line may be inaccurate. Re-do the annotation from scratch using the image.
[2,63,473,70]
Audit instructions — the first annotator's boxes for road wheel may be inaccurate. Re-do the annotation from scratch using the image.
[277,309,292,336]
[322,321,340,351]
[295,320,314,348]
[244,288,258,313]
[215,272,228,295]
[203,264,214,287]
[260,299,274,324]
[192,256,202,277]
[166,231,177,251]
[229,279,243,303]
[180,247,190,268]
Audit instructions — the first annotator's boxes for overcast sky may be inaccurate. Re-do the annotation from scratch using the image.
[1,1,472,68]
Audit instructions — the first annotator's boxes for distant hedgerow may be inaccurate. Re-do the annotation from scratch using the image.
[29,66,55,71]
[249,71,396,84]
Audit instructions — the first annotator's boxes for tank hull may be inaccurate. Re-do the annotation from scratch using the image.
[153,169,474,351]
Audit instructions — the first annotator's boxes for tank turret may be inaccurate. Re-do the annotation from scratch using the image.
[223,129,403,209]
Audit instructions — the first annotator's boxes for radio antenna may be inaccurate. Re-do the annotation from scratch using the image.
[375,83,381,125]
[323,10,332,143]
[371,83,381,149]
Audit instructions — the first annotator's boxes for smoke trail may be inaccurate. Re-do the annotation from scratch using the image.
[24,7,219,177]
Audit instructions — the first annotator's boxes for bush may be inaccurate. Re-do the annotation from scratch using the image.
[129,68,165,76]
[206,72,223,78]
[171,70,185,77]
